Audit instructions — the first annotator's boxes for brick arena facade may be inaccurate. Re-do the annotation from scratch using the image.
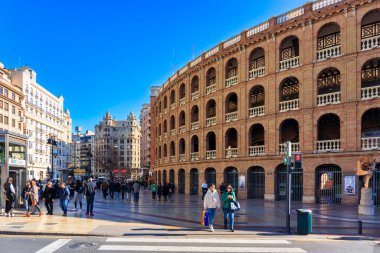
[151,0,380,205]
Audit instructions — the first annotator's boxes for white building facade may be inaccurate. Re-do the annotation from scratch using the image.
[140,103,151,177]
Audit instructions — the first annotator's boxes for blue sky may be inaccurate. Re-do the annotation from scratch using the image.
[0,0,305,132]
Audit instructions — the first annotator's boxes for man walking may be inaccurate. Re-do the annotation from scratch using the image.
[42,182,55,215]
[126,181,132,201]
[58,182,70,216]
[84,177,96,216]
[133,181,140,202]
[101,181,108,199]
[151,182,157,200]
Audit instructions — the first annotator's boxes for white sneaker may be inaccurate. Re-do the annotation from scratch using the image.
[210,225,214,232]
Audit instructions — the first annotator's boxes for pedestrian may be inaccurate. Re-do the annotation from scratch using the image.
[151,182,157,200]
[222,184,236,232]
[219,182,226,195]
[170,183,175,201]
[22,181,32,217]
[84,177,96,216]
[3,177,16,217]
[201,180,208,200]
[115,181,121,200]
[42,182,56,215]
[157,183,162,201]
[126,181,132,201]
[133,181,140,202]
[73,180,84,211]
[109,181,115,199]
[121,180,126,200]
[58,182,70,216]
[162,183,168,201]
[203,183,221,232]
[101,181,109,199]
[29,180,42,216]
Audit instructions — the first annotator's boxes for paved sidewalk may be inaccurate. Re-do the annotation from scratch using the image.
[0,189,378,238]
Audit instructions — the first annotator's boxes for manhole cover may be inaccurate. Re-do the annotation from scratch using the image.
[8,222,28,226]
[44,223,58,225]
[68,242,97,249]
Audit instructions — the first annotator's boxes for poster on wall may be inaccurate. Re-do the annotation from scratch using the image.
[344,175,356,195]
[238,175,246,191]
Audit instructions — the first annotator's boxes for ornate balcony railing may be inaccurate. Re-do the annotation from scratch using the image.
[225,112,238,122]
[206,84,216,95]
[362,137,380,150]
[206,150,216,160]
[246,21,269,37]
[225,76,238,88]
[163,108,167,114]
[361,22,380,51]
[312,0,345,11]
[191,91,200,101]
[158,136,162,141]
[248,145,265,156]
[277,7,304,24]
[164,132,168,139]
[279,142,300,154]
[317,45,341,60]
[361,85,380,100]
[179,125,185,133]
[248,67,265,80]
[170,103,176,110]
[224,35,241,49]
[225,148,238,158]
[317,92,341,106]
[317,139,341,152]
[191,152,199,161]
[279,56,300,70]
[170,156,176,162]
[249,106,265,117]
[164,157,168,164]
[279,99,299,112]
[191,121,199,130]
[179,154,186,162]
[170,129,175,136]
[206,117,216,127]
[179,97,186,106]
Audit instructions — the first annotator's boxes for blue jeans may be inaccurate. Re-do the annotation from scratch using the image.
[86,195,95,214]
[223,208,235,229]
[207,208,216,226]
[59,199,69,214]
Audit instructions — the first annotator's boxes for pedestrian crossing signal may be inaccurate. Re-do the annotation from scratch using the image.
[294,153,302,170]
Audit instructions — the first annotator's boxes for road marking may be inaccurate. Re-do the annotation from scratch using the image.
[35,239,71,253]
[98,245,306,252]
[106,238,291,244]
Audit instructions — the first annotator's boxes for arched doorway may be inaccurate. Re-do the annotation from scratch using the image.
[169,169,175,184]
[315,164,342,204]
[275,164,303,201]
[178,169,185,194]
[205,168,216,186]
[247,166,265,199]
[224,167,239,195]
[190,168,199,195]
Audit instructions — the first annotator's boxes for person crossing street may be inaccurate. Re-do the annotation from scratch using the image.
[84,177,96,216]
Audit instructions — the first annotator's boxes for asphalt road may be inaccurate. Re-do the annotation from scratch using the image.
[0,235,379,253]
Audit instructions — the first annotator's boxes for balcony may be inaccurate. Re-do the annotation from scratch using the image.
[179,154,186,161]
[317,45,341,60]
[191,91,200,101]
[225,112,238,122]
[362,137,380,150]
[206,84,216,95]
[279,56,300,70]
[361,85,380,100]
[164,132,168,139]
[206,117,216,127]
[170,156,176,162]
[225,76,238,88]
[317,92,341,106]
[279,142,299,154]
[249,106,265,118]
[361,22,380,51]
[191,152,199,161]
[225,148,238,158]
[170,129,175,136]
[179,97,186,106]
[248,67,265,80]
[191,121,199,130]
[163,157,168,164]
[206,150,216,159]
[248,145,265,156]
[317,140,341,152]
[279,99,299,112]
[170,103,176,110]
[179,125,185,133]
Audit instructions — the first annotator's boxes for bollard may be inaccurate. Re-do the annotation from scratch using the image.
[358,220,363,235]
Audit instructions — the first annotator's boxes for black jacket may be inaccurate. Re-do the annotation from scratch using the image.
[43,187,56,201]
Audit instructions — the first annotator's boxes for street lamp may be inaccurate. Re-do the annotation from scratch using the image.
[47,134,58,179]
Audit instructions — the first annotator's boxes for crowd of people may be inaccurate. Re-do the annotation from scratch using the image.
[149,182,175,201]
[99,180,145,202]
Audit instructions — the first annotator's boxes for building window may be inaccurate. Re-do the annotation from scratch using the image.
[0,101,2,109]
[12,119,15,127]
[4,89,8,97]
[4,116,9,124]
[11,93,15,101]
[12,106,15,114]
[0,114,3,123]
[4,103,8,111]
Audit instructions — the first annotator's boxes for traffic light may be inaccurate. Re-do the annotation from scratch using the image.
[294,153,302,170]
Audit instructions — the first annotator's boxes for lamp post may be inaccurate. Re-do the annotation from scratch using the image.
[47,135,58,179]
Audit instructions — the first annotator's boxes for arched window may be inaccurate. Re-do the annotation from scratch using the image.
[317,114,341,151]
[206,132,216,159]
[361,58,380,100]
[279,119,299,153]
[179,83,186,101]
[317,23,341,60]
[170,141,175,157]
[206,67,216,94]
[248,124,265,156]
[279,77,299,112]
[225,93,238,122]
[361,9,380,50]
[225,128,238,158]
[279,36,300,70]
[249,85,265,117]
[191,76,200,100]
[191,135,199,161]
[249,48,265,79]
[225,58,238,87]
[317,68,341,105]
[191,105,199,130]
[361,108,380,150]
[206,99,216,126]
[170,90,175,106]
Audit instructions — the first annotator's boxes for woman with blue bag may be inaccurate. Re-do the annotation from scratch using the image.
[203,183,220,232]
[222,184,237,232]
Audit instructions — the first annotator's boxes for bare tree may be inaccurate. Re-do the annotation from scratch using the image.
[94,142,121,180]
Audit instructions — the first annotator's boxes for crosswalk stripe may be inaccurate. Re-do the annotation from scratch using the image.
[98,245,306,252]
[106,238,291,244]
[35,239,71,253]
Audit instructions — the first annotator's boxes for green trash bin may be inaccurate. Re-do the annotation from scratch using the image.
[297,209,312,235]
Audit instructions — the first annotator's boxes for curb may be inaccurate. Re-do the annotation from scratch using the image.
[0,231,109,237]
